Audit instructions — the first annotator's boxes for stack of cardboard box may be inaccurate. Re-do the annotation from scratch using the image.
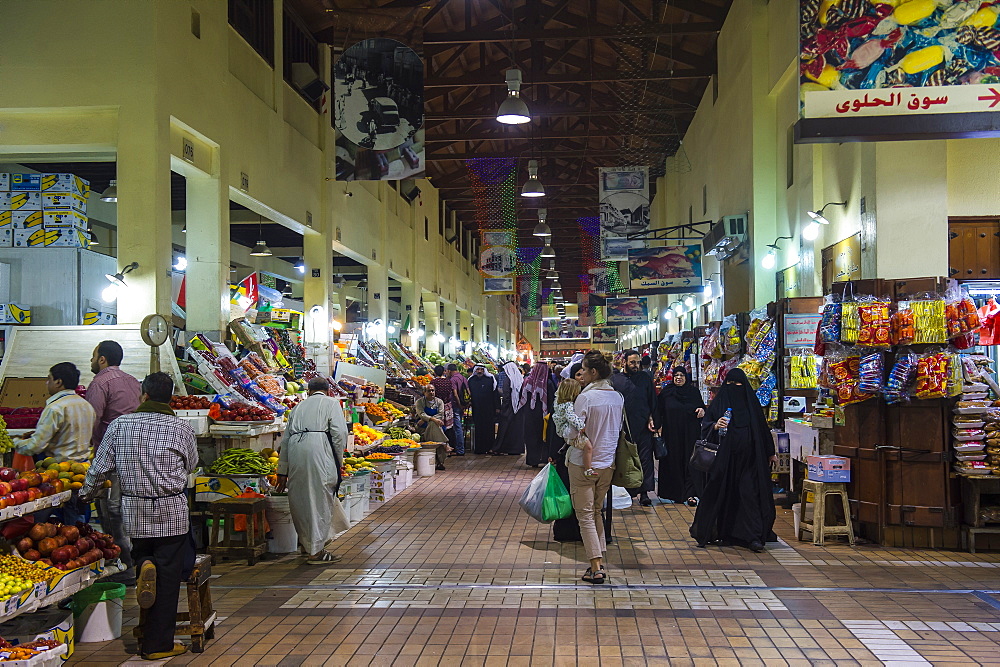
[0,173,90,248]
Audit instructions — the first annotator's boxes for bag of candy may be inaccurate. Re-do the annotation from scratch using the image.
[858,352,884,394]
[890,305,915,346]
[857,297,892,348]
[883,352,917,404]
[840,301,860,344]
[915,352,951,400]
[819,301,842,343]
[910,296,948,344]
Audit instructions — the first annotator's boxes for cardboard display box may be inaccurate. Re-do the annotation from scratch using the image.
[807,455,851,483]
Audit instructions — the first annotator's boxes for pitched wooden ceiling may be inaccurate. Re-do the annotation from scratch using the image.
[289,0,732,295]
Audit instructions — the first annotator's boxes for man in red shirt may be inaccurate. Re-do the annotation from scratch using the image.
[88,340,142,585]
[430,365,458,452]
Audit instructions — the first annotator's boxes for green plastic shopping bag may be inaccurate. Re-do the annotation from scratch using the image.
[520,463,574,523]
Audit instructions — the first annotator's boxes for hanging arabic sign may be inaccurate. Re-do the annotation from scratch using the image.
[800,1,1000,123]
[599,167,649,260]
[605,296,649,325]
[542,319,591,341]
[592,326,619,344]
[628,246,703,295]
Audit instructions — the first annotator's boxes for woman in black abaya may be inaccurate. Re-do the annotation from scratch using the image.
[520,363,553,467]
[690,369,777,552]
[657,367,706,506]
[468,365,498,455]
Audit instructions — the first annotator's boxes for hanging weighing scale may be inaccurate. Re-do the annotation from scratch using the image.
[140,313,170,374]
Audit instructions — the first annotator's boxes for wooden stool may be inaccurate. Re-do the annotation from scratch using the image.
[208,497,268,565]
[134,554,216,652]
[798,479,855,546]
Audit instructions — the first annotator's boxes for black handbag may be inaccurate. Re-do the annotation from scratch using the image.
[689,430,720,473]
[652,435,667,460]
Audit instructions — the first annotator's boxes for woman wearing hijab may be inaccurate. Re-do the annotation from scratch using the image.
[690,369,777,552]
[657,367,706,506]
[550,361,584,543]
[490,361,526,456]
[468,365,498,455]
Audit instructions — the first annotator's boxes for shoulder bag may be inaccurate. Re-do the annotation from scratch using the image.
[611,405,643,488]
[689,426,720,473]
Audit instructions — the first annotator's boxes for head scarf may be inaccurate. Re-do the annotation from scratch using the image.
[568,362,583,380]
[500,361,523,398]
[660,366,703,408]
[516,362,550,413]
[561,352,585,379]
[471,364,496,390]
[703,369,769,438]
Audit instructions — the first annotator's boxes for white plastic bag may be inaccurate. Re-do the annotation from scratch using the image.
[519,464,551,523]
[610,485,632,510]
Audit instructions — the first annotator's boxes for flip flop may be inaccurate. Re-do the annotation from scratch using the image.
[306,552,343,565]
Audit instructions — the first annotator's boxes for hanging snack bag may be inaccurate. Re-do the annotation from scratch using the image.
[857,298,892,348]
[840,302,860,344]
[789,352,819,390]
[915,352,950,400]
[890,306,915,346]
[819,302,842,343]
[858,352,884,394]
[828,355,874,405]
[884,353,918,404]
[910,298,948,344]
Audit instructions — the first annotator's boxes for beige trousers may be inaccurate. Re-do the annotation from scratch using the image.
[567,462,615,561]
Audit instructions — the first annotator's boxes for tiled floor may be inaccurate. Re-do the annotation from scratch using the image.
[68,455,1000,666]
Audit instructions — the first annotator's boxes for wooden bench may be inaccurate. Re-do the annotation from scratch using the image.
[134,553,215,652]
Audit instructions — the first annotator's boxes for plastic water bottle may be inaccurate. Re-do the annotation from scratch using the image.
[719,408,732,438]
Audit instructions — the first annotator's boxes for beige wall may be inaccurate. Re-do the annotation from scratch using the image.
[0,0,501,347]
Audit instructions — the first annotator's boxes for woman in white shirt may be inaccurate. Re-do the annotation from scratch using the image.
[568,350,624,585]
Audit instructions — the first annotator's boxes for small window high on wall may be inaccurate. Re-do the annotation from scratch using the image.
[229,0,275,66]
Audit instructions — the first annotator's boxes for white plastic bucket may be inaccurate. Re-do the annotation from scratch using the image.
[348,492,365,522]
[792,502,802,536]
[76,599,123,643]
[266,495,299,553]
[415,450,436,476]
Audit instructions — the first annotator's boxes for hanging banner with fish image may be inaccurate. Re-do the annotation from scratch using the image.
[628,245,704,295]
[605,296,649,325]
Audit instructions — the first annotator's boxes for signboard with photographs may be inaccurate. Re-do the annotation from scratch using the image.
[628,245,703,294]
[542,319,591,341]
[599,166,649,260]
[592,326,619,344]
[334,38,424,181]
[480,228,517,295]
[605,296,649,325]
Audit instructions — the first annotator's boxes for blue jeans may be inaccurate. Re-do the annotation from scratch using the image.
[452,412,466,455]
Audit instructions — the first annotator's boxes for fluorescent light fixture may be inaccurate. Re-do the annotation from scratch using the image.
[99,179,118,203]
[532,222,551,237]
[250,240,272,256]
[545,269,558,279]
[540,243,555,258]
[521,159,545,197]
[496,69,531,124]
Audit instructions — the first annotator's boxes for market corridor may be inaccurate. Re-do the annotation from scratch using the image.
[72,455,1000,666]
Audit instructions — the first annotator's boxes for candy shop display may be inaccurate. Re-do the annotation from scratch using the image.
[916,353,952,400]
[857,299,892,348]
[827,355,875,406]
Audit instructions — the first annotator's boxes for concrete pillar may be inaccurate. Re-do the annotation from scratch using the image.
[367,263,389,344]
[115,112,172,325]
[303,226,333,374]
[184,169,230,338]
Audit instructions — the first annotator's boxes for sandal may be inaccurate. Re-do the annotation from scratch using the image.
[306,552,343,565]
[686,497,699,507]
[591,569,607,585]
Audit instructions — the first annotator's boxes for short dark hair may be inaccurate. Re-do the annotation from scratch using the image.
[308,378,330,393]
[96,340,124,367]
[434,364,446,376]
[623,349,640,361]
[49,362,80,391]
[446,363,458,372]
[141,372,174,403]
[640,356,652,369]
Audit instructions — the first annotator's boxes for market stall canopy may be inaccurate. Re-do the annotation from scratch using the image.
[0,325,185,396]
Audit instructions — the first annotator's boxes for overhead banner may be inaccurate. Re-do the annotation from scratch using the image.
[542,319,591,341]
[480,229,516,294]
[606,296,649,325]
[599,166,649,260]
[592,326,619,344]
[335,38,424,181]
[799,1,1000,137]
[628,245,703,294]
